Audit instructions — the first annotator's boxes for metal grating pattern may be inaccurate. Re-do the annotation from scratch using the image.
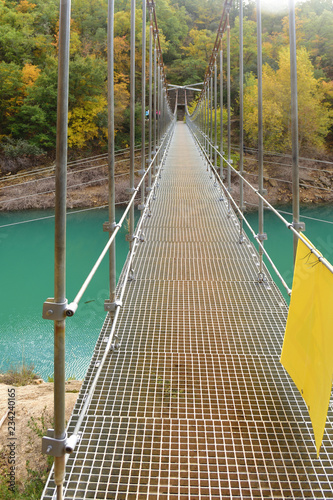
[42,122,333,499]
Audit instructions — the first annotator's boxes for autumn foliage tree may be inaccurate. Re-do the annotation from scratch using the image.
[0,0,332,162]
[243,47,332,152]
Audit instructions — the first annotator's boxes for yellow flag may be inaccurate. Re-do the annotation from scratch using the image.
[280,235,333,456]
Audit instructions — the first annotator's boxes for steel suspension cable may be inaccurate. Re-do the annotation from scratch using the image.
[189,121,333,277]
[63,125,174,453]
[65,126,174,317]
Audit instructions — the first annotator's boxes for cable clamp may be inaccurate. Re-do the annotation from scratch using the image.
[42,430,82,456]
[42,430,67,457]
[138,169,146,176]
[103,221,111,232]
[125,187,137,194]
[42,298,68,321]
[291,221,306,232]
[255,233,267,242]
[111,335,120,351]
[103,222,121,232]
[257,272,267,284]
[138,204,146,211]
[104,299,122,312]
[125,233,135,242]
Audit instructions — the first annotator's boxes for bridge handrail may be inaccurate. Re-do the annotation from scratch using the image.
[63,123,175,457]
[187,118,333,280]
[187,121,291,295]
[66,122,175,317]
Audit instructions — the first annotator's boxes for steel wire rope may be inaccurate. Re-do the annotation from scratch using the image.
[237,170,333,193]
[235,153,333,175]
[65,124,174,316]
[243,204,333,226]
[188,123,292,295]
[0,152,117,184]
[41,0,175,491]
[0,154,147,192]
[0,169,145,206]
[194,131,333,190]
[230,144,333,167]
[0,204,140,229]
[0,147,146,192]
[189,121,333,278]
[63,125,174,452]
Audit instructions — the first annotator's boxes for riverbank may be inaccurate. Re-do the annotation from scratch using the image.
[0,150,332,211]
[0,379,82,495]
[0,149,142,212]
[231,152,333,208]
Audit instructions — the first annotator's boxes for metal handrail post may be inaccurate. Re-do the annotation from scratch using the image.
[140,0,147,210]
[200,100,202,147]
[200,100,204,149]
[148,13,153,191]
[162,82,166,136]
[207,85,210,162]
[214,61,218,172]
[227,12,231,199]
[257,0,266,280]
[289,0,303,263]
[157,62,161,170]
[220,47,224,180]
[210,75,213,162]
[105,0,116,312]
[206,82,209,157]
[204,88,208,155]
[129,0,135,252]
[239,0,244,243]
[201,100,204,149]
[207,86,210,158]
[54,0,71,496]
[153,34,157,155]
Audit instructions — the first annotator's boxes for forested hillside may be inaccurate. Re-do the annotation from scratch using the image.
[0,0,332,173]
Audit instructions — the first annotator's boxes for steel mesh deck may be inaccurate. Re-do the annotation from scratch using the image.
[42,122,333,499]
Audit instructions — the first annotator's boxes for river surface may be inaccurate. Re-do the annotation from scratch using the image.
[0,207,134,380]
[0,205,332,380]
[245,205,333,301]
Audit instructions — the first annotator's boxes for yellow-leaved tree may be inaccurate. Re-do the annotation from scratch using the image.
[22,63,40,89]
[68,95,106,149]
[243,47,332,151]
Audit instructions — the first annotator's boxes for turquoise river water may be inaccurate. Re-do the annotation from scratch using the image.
[0,204,332,380]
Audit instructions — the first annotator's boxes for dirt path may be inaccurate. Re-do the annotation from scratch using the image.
[0,380,81,489]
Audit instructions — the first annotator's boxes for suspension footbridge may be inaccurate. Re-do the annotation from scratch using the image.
[42,120,333,499]
[39,0,333,498]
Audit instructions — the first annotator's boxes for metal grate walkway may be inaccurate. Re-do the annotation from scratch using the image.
[43,122,333,499]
